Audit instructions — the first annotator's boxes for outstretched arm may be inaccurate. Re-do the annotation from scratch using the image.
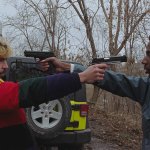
[0,73,81,111]
[19,73,81,107]
[39,57,106,73]
[0,63,107,111]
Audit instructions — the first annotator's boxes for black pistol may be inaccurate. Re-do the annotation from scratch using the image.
[92,55,127,64]
[24,50,55,74]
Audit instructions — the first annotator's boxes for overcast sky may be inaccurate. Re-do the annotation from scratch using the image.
[0,1,16,19]
[0,1,16,35]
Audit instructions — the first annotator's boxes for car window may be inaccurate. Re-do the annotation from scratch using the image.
[9,60,46,82]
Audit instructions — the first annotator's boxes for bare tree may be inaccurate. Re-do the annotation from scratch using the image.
[99,0,150,56]
[67,0,102,103]
[68,0,99,58]
[3,0,68,57]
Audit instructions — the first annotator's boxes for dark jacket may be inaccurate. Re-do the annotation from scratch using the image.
[73,64,150,150]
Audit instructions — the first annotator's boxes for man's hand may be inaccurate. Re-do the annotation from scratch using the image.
[39,57,108,83]
[39,57,70,72]
[79,64,108,83]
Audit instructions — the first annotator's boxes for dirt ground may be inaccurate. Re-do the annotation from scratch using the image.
[84,106,142,150]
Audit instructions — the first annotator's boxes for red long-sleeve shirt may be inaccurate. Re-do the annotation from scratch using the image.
[0,81,26,128]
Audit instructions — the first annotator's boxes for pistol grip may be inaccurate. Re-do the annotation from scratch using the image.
[47,62,56,74]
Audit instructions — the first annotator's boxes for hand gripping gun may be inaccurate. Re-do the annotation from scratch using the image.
[24,50,56,74]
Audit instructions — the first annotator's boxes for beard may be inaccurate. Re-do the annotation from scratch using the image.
[144,65,150,74]
[0,70,6,78]
[145,69,150,75]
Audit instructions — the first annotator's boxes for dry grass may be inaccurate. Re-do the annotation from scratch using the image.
[89,106,142,150]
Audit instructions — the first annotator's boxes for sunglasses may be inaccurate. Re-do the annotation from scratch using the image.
[146,51,150,57]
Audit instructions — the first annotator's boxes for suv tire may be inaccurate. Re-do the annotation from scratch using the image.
[26,97,71,140]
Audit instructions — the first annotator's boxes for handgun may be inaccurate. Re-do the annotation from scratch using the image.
[24,51,55,60]
[92,55,127,64]
[24,50,56,74]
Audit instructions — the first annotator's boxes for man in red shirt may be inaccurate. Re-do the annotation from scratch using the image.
[0,36,108,150]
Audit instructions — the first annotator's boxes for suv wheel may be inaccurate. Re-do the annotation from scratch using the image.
[26,97,71,140]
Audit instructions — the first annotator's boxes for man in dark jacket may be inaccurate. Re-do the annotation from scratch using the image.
[41,37,150,150]
[0,36,108,150]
